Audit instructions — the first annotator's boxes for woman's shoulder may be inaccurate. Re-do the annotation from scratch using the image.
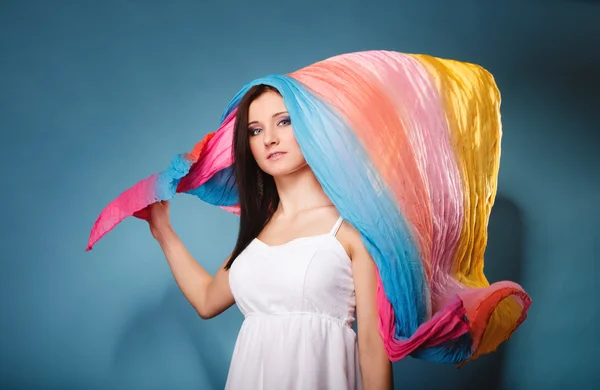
[336,218,364,261]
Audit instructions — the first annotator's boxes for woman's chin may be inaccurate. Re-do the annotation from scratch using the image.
[264,162,310,178]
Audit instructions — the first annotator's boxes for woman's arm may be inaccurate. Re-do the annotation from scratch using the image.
[148,201,235,319]
[346,224,393,390]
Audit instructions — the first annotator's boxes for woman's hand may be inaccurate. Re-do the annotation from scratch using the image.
[135,200,173,242]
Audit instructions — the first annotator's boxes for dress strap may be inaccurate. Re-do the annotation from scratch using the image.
[329,216,344,236]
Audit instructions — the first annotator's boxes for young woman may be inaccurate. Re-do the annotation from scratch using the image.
[89,50,531,389]
[87,50,531,389]
[143,85,393,389]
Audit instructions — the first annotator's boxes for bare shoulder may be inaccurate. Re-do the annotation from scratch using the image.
[336,219,368,261]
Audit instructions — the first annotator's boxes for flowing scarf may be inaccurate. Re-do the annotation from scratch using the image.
[86,50,531,365]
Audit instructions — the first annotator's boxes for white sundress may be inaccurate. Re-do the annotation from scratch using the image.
[226,216,362,389]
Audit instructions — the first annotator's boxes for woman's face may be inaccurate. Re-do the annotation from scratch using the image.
[247,91,307,177]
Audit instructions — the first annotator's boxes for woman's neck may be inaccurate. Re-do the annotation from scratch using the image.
[272,166,333,218]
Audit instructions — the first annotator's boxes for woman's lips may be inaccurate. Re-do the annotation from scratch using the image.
[267,152,287,160]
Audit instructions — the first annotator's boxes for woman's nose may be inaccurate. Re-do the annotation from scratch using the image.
[263,127,279,146]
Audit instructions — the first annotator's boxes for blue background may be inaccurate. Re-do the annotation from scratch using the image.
[1,0,598,389]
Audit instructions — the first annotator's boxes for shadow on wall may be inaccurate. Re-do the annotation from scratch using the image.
[110,286,243,390]
[391,194,526,390]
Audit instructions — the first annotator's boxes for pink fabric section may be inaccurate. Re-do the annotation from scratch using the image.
[376,273,470,360]
[86,174,158,251]
[177,110,237,193]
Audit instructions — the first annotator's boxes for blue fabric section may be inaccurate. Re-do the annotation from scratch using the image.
[185,165,239,206]
[155,154,194,200]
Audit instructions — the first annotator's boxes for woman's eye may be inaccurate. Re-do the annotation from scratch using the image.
[249,128,262,136]
[278,118,291,126]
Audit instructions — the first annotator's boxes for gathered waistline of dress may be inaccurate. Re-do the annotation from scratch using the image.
[244,311,354,328]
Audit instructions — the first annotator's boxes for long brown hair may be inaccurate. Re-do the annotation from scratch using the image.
[224,84,281,270]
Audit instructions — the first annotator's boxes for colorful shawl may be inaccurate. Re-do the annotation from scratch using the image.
[86,50,531,365]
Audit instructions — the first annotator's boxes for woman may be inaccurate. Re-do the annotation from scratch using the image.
[87,50,531,388]
[143,84,393,389]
